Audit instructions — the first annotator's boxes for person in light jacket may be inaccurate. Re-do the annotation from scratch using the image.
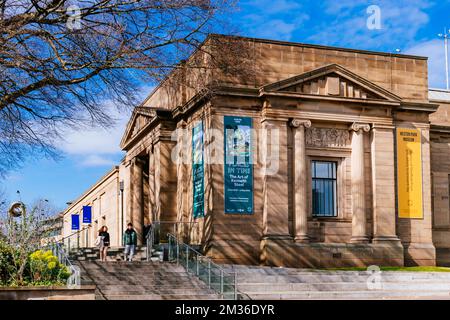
[98,226,110,262]
[123,223,137,261]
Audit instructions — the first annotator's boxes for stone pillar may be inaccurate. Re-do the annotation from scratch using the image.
[290,119,311,243]
[130,157,144,245]
[349,123,370,243]
[371,125,400,243]
[261,119,291,239]
[148,146,156,224]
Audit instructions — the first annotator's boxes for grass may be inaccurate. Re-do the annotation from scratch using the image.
[324,266,450,272]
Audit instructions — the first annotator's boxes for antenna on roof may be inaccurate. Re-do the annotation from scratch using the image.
[438,27,449,90]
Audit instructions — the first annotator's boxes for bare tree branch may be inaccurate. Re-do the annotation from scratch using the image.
[0,0,249,176]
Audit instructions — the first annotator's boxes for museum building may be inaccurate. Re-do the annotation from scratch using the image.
[62,35,450,268]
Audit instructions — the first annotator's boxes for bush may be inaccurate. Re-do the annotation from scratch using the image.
[0,241,16,285]
[28,250,70,286]
[0,242,70,286]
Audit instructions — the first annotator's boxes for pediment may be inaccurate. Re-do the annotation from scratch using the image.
[120,107,156,149]
[262,64,401,102]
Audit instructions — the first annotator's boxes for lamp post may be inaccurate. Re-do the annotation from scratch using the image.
[119,181,124,246]
[438,28,449,90]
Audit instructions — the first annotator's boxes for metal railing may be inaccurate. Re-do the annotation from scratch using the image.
[60,225,91,253]
[44,240,80,288]
[145,224,155,262]
[167,233,237,300]
[153,221,199,244]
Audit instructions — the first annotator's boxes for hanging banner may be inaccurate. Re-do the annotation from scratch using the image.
[192,122,204,218]
[82,206,92,224]
[396,128,423,219]
[71,214,80,230]
[224,116,253,214]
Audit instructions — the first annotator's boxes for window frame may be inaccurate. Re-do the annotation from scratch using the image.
[310,159,339,218]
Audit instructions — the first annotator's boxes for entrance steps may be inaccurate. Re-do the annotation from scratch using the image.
[75,260,221,300]
[221,265,450,300]
[69,246,162,262]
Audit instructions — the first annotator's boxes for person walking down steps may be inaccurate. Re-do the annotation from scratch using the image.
[123,223,138,261]
[96,226,110,262]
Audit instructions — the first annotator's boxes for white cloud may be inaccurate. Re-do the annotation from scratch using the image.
[406,39,447,89]
[60,107,130,156]
[80,154,118,167]
[238,0,309,41]
[57,85,153,167]
[307,0,433,50]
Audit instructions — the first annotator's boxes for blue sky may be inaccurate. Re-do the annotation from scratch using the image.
[2,0,450,210]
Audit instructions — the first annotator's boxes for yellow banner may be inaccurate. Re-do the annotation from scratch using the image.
[396,128,423,219]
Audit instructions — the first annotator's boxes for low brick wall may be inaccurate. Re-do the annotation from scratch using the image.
[0,285,96,300]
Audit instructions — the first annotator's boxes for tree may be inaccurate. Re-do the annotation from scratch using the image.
[0,0,247,176]
[0,198,61,284]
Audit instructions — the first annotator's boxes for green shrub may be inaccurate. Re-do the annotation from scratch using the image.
[28,250,70,285]
[0,242,70,286]
[0,241,16,285]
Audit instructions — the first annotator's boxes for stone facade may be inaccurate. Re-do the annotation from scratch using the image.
[63,35,450,268]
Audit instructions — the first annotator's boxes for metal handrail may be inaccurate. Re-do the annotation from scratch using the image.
[42,240,80,288]
[59,225,91,243]
[145,224,155,262]
[167,233,237,300]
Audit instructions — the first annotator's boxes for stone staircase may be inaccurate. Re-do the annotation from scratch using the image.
[222,265,450,300]
[75,260,221,300]
[69,246,161,262]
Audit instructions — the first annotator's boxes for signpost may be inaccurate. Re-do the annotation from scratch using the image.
[224,116,253,214]
[396,128,423,219]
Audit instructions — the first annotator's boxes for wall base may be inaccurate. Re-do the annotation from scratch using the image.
[403,243,436,266]
[260,238,404,268]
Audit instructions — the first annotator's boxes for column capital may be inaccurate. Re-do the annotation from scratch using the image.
[290,119,311,129]
[349,122,371,133]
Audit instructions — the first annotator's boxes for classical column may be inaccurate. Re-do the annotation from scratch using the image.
[349,123,370,243]
[261,119,291,239]
[371,125,400,243]
[148,146,156,224]
[131,157,144,245]
[290,119,311,243]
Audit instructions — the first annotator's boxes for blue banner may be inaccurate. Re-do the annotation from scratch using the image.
[82,206,92,224]
[224,116,253,214]
[71,214,80,231]
[192,122,204,218]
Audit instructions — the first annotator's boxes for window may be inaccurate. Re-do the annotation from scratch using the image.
[312,160,337,217]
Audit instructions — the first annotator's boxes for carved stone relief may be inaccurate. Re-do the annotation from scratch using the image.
[305,127,351,148]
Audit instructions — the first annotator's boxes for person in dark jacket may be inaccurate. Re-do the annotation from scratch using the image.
[123,223,137,261]
[98,226,110,262]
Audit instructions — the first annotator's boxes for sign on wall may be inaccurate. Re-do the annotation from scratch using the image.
[396,128,423,219]
[192,122,204,218]
[71,214,80,230]
[82,206,92,224]
[224,116,253,214]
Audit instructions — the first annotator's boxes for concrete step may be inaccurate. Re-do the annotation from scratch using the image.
[239,290,450,300]
[238,281,450,292]
[76,260,221,300]
[100,288,216,295]
[105,294,220,300]
[235,273,450,284]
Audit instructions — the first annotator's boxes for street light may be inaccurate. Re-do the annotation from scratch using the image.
[438,28,450,90]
